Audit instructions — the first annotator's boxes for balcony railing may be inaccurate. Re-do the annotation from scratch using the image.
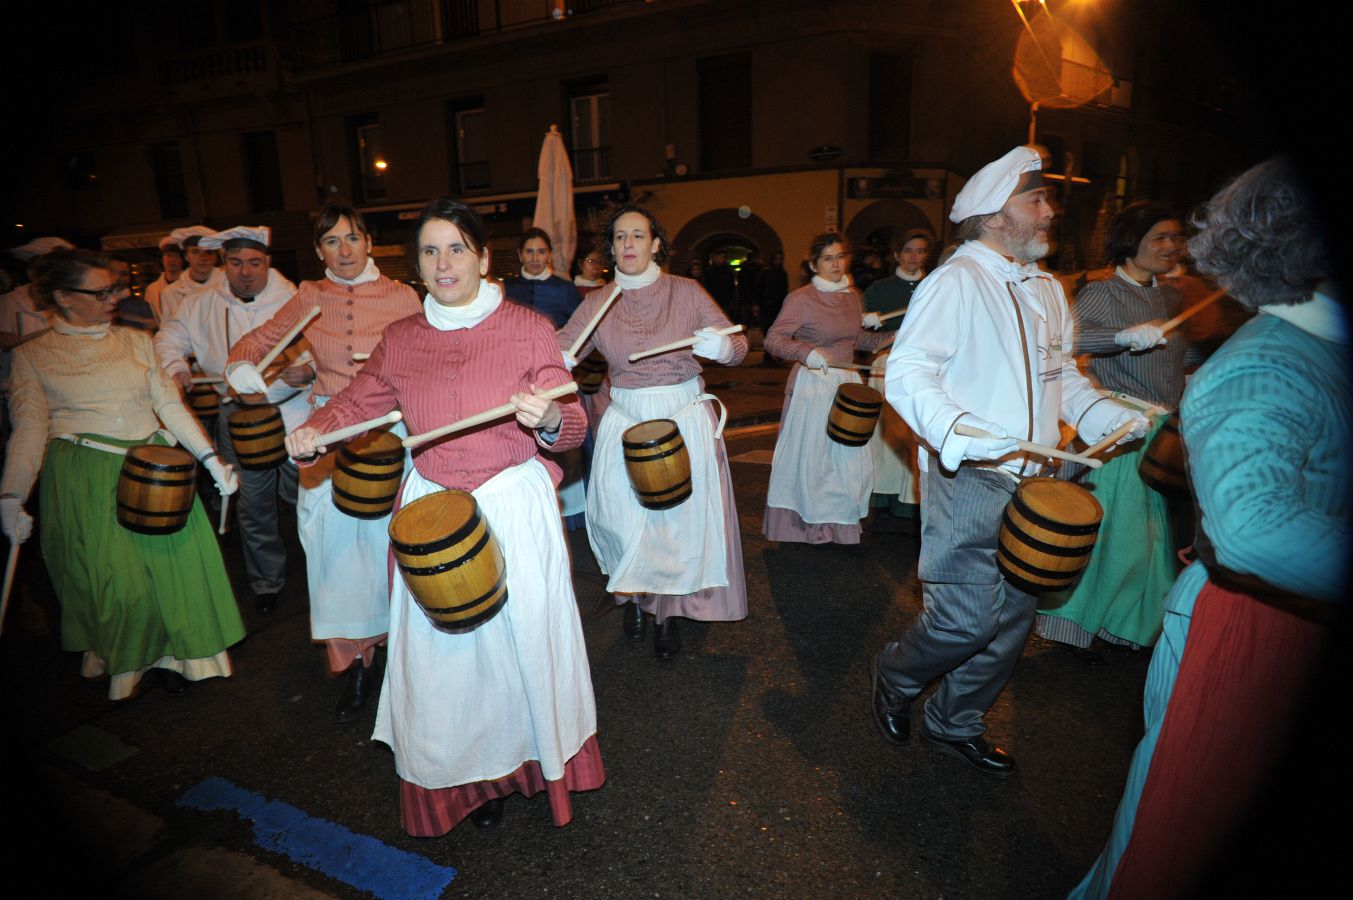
[290,0,646,71]
[160,39,281,92]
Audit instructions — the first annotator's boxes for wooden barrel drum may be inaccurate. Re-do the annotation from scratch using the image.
[622,419,692,510]
[116,445,197,535]
[388,490,508,632]
[1138,414,1188,494]
[187,383,220,421]
[826,383,883,446]
[332,430,405,519]
[996,478,1103,594]
[575,351,608,395]
[227,405,287,470]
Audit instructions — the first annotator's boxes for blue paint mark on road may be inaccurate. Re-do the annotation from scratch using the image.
[178,776,455,899]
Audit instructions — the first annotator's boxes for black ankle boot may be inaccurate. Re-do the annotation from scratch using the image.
[469,797,504,828]
[335,660,377,723]
[161,669,190,697]
[622,602,646,641]
[654,617,681,660]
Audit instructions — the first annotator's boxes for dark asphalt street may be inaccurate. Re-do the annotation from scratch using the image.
[3,354,1333,898]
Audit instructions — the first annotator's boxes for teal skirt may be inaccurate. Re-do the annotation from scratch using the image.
[39,435,245,676]
[1038,418,1179,647]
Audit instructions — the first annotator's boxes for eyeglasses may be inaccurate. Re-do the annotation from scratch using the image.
[64,285,129,302]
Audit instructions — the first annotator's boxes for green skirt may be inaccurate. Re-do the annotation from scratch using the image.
[39,435,245,676]
[1037,418,1179,647]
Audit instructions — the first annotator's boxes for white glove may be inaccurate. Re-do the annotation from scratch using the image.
[940,414,1020,471]
[1114,322,1167,352]
[1,497,34,545]
[804,349,829,372]
[1102,408,1151,446]
[561,350,578,371]
[862,312,883,330]
[225,361,269,394]
[691,328,736,364]
[202,455,239,497]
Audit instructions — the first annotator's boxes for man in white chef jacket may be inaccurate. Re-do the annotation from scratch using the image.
[871,146,1149,775]
[155,226,312,613]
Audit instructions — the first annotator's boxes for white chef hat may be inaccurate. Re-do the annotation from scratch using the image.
[949,146,1047,223]
[167,225,216,248]
[199,226,271,252]
[11,236,75,260]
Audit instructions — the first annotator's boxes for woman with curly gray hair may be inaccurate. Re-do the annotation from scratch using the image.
[1070,157,1347,898]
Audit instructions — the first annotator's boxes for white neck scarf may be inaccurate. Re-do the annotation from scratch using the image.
[52,317,111,340]
[615,261,661,291]
[812,274,851,292]
[895,266,924,282]
[423,279,503,331]
[1115,265,1157,288]
[521,266,552,282]
[326,257,380,287]
[574,275,603,288]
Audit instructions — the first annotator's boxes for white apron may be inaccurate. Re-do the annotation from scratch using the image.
[297,395,405,641]
[557,447,587,518]
[766,366,874,524]
[374,459,597,789]
[868,356,919,504]
[587,377,729,595]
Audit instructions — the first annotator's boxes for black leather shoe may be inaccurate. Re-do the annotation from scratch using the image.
[161,669,190,697]
[469,797,504,829]
[254,591,280,613]
[920,728,1017,776]
[335,662,377,724]
[622,602,646,641]
[871,657,910,745]
[654,617,681,660]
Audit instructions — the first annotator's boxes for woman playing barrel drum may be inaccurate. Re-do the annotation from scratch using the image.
[227,203,421,723]
[0,250,243,700]
[557,203,749,660]
[284,200,602,835]
[763,234,893,544]
[1034,202,1189,655]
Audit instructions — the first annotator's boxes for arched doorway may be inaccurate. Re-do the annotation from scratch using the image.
[671,209,784,325]
[844,199,937,290]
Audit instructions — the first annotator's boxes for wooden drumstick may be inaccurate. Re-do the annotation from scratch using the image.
[352,352,370,362]
[402,382,579,450]
[0,543,19,638]
[1160,289,1225,334]
[628,325,744,363]
[877,307,908,323]
[256,306,321,372]
[1084,419,1137,457]
[218,493,230,536]
[567,285,622,359]
[954,422,1102,470]
[827,363,884,374]
[312,410,403,447]
[190,375,223,385]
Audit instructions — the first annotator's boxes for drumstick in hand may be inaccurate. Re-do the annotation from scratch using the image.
[566,285,623,360]
[257,306,321,371]
[312,411,403,447]
[218,493,230,536]
[191,376,223,385]
[954,423,1102,469]
[878,307,908,323]
[628,325,744,362]
[1084,420,1137,457]
[0,543,19,638]
[1160,289,1225,334]
[403,383,579,449]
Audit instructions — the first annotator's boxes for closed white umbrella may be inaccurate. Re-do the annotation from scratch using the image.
[532,124,576,276]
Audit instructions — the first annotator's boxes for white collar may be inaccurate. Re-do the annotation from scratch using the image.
[895,266,924,282]
[615,261,661,290]
[52,317,111,340]
[1258,287,1349,344]
[423,280,503,331]
[959,240,1050,281]
[1114,265,1156,288]
[812,274,852,292]
[521,267,552,282]
[325,257,380,286]
[574,275,603,287]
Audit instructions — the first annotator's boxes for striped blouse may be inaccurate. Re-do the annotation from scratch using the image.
[1072,269,1186,409]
